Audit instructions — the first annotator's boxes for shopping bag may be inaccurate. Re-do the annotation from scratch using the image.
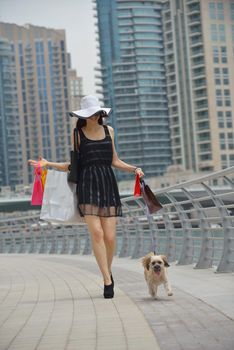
[31,165,44,205]
[140,179,163,214]
[134,174,141,197]
[40,169,84,225]
[41,168,48,190]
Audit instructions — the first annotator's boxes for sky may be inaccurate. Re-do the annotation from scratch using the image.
[0,0,98,94]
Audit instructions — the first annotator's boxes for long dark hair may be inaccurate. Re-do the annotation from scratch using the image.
[76,111,107,129]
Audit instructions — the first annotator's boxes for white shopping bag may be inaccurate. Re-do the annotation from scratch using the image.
[40,169,84,225]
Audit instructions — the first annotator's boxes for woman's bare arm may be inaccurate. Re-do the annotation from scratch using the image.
[108,126,144,177]
[28,157,70,172]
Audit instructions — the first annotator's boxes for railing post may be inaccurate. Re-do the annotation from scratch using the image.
[161,207,176,262]
[83,226,92,255]
[39,236,47,253]
[172,190,194,265]
[18,233,26,253]
[180,188,215,269]
[29,227,37,253]
[118,217,131,257]
[8,232,16,253]
[71,227,80,254]
[131,217,144,259]
[60,228,69,254]
[0,236,4,253]
[48,227,56,254]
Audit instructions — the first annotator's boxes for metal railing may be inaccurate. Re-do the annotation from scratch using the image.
[0,167,234,273]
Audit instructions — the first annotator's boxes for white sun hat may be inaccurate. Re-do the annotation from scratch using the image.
[69,95,111,119]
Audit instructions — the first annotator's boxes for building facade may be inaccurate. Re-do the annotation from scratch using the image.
[95,0,234,179]
[0,38,23,187]
[68,70,83,111]
[0,23,72,185]
[95,0,172,180]
[162,0,234,172]
[67,52,84,112]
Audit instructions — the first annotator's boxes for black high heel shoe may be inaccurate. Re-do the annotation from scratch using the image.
[103,282,114,299]
[103,283,114,299]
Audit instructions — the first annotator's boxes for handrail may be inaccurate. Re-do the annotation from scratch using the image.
[0,167,234,272]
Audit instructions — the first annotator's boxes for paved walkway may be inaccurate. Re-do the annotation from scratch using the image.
[0,254,233,350]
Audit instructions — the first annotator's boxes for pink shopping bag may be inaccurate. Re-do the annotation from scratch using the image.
[31,165,44,205]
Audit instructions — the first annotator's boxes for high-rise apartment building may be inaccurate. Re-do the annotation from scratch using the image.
[69,71,83,111]
[94,0,172,180]
[0,23,72,185]
[162,0,234,171]
[67,54,84,111]
[0,38,23,187]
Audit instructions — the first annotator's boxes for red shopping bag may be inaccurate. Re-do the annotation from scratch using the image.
[134,174,141,197]
[31,165,44,205]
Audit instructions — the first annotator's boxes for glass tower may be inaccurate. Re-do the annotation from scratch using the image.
[95,0,172,180]
[0,38,22,187]
[0,23,72,185]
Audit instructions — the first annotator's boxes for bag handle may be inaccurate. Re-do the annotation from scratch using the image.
[34,163,42,177]
[73,128,80,151]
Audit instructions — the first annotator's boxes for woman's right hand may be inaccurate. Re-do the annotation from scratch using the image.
[28,156,48,168]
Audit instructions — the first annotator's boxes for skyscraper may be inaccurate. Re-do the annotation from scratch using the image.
[162,0,234,171]
[0,38,22,187]
[67,54,84,112]
[94,0,172,180]
[0,23,72,185]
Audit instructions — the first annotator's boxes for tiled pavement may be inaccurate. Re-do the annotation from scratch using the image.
[0,254,233,350]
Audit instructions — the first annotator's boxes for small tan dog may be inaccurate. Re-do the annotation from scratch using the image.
[142,252,173,299]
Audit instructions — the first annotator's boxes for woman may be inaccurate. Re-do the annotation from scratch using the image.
[29,95,144,298]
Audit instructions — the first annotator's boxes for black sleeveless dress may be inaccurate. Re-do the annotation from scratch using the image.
[77,125,122,217]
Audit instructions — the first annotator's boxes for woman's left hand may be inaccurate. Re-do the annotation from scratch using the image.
[28,156,48,168]
[135,167,144,178]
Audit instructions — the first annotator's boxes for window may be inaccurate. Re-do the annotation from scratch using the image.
[219,133,226,150]
[214,67,221,85]
[226,111,233,128]
[230,155,234,166]
[228,133,234,150]
[219,24,226,41]
[231,4,234,21]
[224,89,231,106]
[211,24,218,41]
[197,110,208,120]
[199,143,211,152]
[221,154,227,168]
[198,132,210,142]
[221,46,227,63]
[223,67,229,85]
[217,111,224,128]
[200,154,212,161]
[209,3,224,20]
[213,46,219,63]
[211,25,226,42]
[209,3,216,20]
[18,43,23,55]
[217,3,224,20]
[216,89,222,106]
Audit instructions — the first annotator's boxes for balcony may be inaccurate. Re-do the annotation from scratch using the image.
[188,14,201,26]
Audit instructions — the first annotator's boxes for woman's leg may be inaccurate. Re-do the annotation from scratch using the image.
[84,215,112,285]
[100,217,117,274]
